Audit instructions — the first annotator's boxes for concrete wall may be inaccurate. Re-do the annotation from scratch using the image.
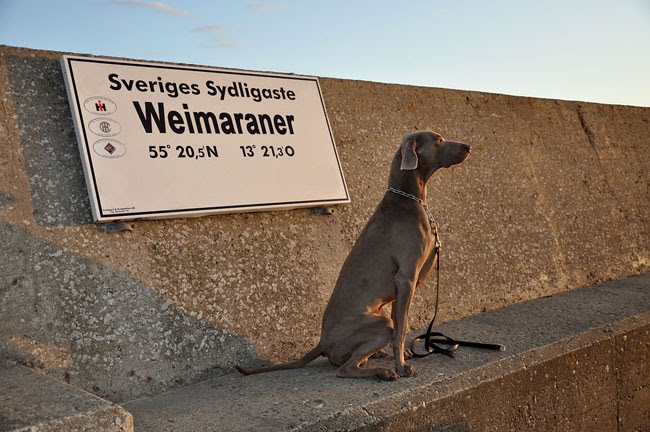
[356,315,650,432]
[1,45,648,403]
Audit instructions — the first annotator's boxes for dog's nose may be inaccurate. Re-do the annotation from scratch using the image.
[459,143,471,162]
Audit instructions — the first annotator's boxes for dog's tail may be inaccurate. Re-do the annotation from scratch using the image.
[235,344,322,375]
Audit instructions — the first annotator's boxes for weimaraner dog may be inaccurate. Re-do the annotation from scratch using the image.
[237,131,471,380]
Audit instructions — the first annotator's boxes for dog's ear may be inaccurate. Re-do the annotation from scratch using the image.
[400,136,418,170]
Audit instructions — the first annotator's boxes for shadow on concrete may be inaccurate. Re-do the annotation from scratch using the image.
[0,192,17,209]
[424,425,473,432]
[6,54,92,226]
[0,220,257,403]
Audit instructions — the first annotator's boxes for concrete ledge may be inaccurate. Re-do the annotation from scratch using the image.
[124,273,650,431]
[0,364,132,432]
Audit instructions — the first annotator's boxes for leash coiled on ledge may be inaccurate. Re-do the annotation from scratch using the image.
[409,233,505,358]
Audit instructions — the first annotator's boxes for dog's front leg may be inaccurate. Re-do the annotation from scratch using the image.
[392,269,418,377]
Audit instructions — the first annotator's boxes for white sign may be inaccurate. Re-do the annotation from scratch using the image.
[60,55,349,222]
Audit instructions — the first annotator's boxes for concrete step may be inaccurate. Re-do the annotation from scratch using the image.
[0,364,133,432]
[123,272,650,432]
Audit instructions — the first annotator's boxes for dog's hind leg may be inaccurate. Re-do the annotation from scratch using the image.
[370,349,389,358]
[334,316,397,381]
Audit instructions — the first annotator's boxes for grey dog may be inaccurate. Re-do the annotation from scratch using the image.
[237,131,471,380]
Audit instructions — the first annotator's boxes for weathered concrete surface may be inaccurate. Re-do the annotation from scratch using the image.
[1,44,649,402]
[360,321,650,432]
[124,273,650,431]
[0,363,132,431]
[0,220,256,402]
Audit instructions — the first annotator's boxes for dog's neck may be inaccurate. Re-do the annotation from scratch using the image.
[387,154,431,200]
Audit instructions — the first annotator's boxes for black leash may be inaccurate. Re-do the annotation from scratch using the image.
[409,231,505,359]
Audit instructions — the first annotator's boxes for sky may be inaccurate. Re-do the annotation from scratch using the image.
[1,0,649,107]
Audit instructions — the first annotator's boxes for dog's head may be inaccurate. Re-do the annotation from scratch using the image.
[400,131,470,176]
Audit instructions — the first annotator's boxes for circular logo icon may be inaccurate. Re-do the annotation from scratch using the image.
[93,139,126,158]
[88,117,122,137]
[84,96,117,115]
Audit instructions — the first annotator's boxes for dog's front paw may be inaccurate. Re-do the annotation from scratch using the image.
[397,363,418,378]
